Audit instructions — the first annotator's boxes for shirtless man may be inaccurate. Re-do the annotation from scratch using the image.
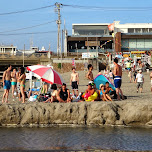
[70,67,79,96]
[11,68,17,98]
[86,64,94,81]
[150,71,152,92]
[113,58,124,100]
[2,65,12,103]
[16,68,21,101]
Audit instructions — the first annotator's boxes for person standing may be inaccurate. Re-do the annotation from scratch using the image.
[86,64,94,81]
[150,71,152,92]
[11,68,17,98]
[70,67,79,96]
[19,67,26,103]
[113,58,124,100]
[2,65,12,103]
[135,70,144,93]
[16,68,21,101]
[109,70,114,83]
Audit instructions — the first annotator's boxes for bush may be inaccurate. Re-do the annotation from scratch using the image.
[58,63,61,69]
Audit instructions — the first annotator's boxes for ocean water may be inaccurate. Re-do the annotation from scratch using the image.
[0,127,152,151]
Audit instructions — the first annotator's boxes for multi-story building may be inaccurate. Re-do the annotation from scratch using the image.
[64,23,113,55]
[64,21,152,55]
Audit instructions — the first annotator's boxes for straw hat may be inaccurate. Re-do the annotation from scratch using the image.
[99,84,104,88]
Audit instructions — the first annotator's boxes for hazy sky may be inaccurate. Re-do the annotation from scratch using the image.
[0,0,152,52]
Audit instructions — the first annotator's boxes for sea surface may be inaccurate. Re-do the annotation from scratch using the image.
[0,127,152,151]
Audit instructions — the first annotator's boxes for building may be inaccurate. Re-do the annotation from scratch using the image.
[0,45,17,55]
[64,21,152,55]
[64,23,113,55]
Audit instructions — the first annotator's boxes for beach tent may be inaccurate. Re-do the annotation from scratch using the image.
[94,74,115,90]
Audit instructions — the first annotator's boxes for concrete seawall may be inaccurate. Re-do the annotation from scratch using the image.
[0,101,152,127]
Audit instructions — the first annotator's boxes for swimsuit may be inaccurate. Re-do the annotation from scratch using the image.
[100,90,105,96]
[60,89,68,101]
[72,81,78,90]
[4,80,11,90]
[114,76,122,88]
[11,82,17,86]
[20,84,25,88]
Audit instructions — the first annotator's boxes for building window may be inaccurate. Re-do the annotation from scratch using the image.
[135,28,142,33]
[149,28,152,33]
[142,28,148,33]
[128,28,134,33]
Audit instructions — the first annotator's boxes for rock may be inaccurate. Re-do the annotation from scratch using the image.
[0,101,152,127]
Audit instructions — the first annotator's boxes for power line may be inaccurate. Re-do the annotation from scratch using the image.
[0,31,57,36]
[0,20,56,34]
[62,4,152,11]
[0,5,54,16]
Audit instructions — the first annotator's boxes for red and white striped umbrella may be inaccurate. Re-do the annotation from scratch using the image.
[27,65,64,85]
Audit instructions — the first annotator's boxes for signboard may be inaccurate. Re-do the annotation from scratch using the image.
[82,53,90,58]
[82,52,98,58]
[131,51,146,54]
[85,41,100,47]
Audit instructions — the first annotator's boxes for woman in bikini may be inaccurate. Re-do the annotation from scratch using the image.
[99,84,112,101]
[19,67,26,103]
[44,84,58,103]
[11,68,17,98]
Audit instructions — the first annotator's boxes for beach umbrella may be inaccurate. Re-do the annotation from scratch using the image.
[27,65,64,85]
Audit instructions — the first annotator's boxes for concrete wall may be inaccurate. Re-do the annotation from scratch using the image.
[1,101,152,127]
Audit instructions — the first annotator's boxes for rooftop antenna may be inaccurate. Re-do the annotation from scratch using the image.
[30,34,33,50]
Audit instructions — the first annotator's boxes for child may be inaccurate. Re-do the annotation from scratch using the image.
[128,69,133,83]
[86,64,94,81]
[135,70,144,93]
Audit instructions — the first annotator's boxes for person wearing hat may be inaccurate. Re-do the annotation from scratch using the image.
[99,84,112,101]
[84,82,98,102]
[135,70,144,93]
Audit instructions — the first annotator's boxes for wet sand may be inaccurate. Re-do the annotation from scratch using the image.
[0,70,151,103]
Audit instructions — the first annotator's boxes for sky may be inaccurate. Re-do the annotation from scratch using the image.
[0,0,152,52]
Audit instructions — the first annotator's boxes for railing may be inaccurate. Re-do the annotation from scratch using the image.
[68,49,114,53]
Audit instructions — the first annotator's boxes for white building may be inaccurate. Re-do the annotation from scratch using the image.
[0,45,17,55]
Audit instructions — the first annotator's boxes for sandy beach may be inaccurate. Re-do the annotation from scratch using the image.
[0,70,151,103]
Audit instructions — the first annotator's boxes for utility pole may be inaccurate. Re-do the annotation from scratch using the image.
[55,3,62,57]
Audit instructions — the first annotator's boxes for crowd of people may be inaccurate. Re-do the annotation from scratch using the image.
[2,57,152,103]
[2,65,26,103]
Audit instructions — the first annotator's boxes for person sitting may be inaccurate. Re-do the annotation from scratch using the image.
[44,84,58,103]
[28,89,39,102]
[84,82,98,102]
[99,84,112,101]
[57,83,71,103]
[105,82,117,99]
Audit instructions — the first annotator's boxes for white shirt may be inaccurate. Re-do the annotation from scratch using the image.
[136,73,144,83]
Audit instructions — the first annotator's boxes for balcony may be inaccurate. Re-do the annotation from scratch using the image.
[68,49,114,53]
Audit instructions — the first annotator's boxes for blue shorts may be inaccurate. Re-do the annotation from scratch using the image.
[4,80,11,90]
[114,76,122,88]
[127,68,131,70]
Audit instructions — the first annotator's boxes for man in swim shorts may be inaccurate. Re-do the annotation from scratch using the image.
[70,67,79,96]
[113,58,124,100]
[2,64,12,103]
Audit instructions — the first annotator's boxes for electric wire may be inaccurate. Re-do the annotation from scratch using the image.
[0,20,56,34]
[0,5,54,16]
[0,31,57,36]
[62,4,152,11]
